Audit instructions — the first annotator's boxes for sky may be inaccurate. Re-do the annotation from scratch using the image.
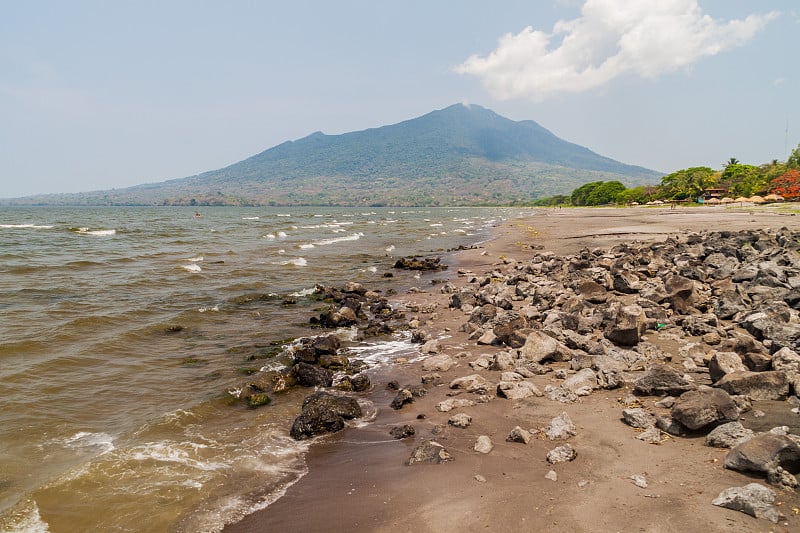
[1,0,798,198]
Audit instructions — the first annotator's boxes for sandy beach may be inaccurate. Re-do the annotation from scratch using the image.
[226,206,800,533]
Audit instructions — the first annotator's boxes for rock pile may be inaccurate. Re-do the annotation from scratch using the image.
[415,227,800,522]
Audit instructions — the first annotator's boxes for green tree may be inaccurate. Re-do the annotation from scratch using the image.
[720,164,764,197]
[586,180,626,205]
[658,167,716,200]
[570,181,603,206]
[788,143,800,169]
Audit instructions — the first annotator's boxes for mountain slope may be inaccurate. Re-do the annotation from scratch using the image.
[7,104,663,206]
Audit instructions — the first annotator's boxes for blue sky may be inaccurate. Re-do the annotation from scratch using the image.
[1,0,798,197]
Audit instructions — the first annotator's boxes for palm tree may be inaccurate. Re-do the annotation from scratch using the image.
[725,157,739,167]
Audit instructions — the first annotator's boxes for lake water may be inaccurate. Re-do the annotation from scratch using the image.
[0,206,522,532]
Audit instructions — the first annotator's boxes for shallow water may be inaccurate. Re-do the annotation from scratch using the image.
[0,205,522,532]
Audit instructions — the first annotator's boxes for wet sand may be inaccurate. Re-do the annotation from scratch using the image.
[226,206,800,533]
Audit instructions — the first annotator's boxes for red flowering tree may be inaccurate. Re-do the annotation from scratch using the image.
[770,169,800,200]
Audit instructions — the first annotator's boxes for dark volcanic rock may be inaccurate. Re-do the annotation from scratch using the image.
[714,371,790,401]
[604,303,647,346]
[670,387,740,431]
[290,391,363,440]
[394,256,447,271]
[291,362,334,387]
[389,425,416,439]
[724,433,800,475]
[634,365,696,396]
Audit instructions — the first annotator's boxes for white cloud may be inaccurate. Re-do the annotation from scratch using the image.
[455,0,778,101]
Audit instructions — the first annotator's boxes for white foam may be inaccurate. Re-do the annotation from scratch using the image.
[242,217,260,220]
[0,224,54,229]
[198,305,219,313]
[312,232,364,246]
[188,256,204,262]
[348,332,422,365]
[1,500,50,532]
[277,231,287,238]
[289,287,316,297]
[62,431,116,455]
[128,441,227,471]
[276,214,291,217]
[367,266,378,273]
[430,223,443,227]
[77,228,116,236]
[298,243,315,249]
[385,245,395,252]
[272,258,307,267]
[264,234,276,240]
[182,264,202,273]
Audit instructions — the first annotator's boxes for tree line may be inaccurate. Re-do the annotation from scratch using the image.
[530,144,800,207]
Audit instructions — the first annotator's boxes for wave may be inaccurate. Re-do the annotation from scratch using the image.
[61,431,116,456]
[385,245,395,252]
[0,224,54,229]
[312,232,364,246]
[187,256,204,262]
[74,227,116,236]
[0,500,50,533]
[298,244,315,250]
[242,217,260,220]
[127,441,228,472]
[182,264,202,273]
[272,258,307,267]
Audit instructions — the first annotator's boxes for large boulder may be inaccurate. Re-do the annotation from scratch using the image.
[290,391,362,440]
[669,387,740,431]
[604,304,647,346]
[665,275,696,314]
[708,352,747,383]
[771,347,800,374]
[562,368,597,395]
[706,422,755,449]
[633,365,695,397]
[519,330,564,363]
[724,433,800,475]
[290,362,334,387]
[714,371,790,401]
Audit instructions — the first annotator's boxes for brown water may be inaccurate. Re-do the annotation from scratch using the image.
[0,206,522,532]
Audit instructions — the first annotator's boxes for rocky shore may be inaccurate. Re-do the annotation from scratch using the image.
[226,207,800,533]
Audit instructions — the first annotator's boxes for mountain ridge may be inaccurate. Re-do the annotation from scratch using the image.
[4,104,663,206]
